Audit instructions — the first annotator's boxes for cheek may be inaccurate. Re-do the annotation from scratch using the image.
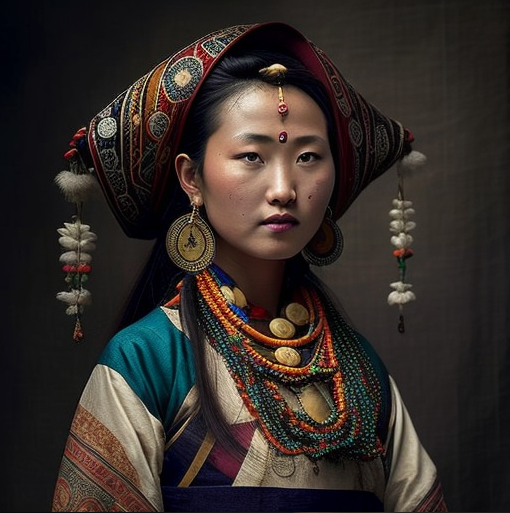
[306,176,335,204]
[205,183,247,218]
[202,160,250,206]
[221,186,246,204]
[207,174,253,207]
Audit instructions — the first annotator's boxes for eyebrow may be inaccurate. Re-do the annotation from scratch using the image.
[233,132,328,145]
[233,133,274,144]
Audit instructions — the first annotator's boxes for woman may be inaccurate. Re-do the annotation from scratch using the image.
[52,22,447,512]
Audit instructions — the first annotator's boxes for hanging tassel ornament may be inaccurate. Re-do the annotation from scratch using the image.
[387,150,426,333]
[55,128,100,342]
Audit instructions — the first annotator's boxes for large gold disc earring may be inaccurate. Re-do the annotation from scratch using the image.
[301,207,343,267]
[166,203,215,273]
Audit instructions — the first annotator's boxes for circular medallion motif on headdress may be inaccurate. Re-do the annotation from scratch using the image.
[147,111,170,140]
[97,117,117,139]
[163,56,203,103]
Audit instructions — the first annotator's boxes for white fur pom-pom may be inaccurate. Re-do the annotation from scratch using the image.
[398,150,427,175]
[55,170,101,203]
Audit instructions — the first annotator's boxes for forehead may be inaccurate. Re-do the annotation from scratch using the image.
[215,83,329,136]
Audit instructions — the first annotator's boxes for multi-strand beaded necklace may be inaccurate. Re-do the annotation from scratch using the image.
[195,266,384,461]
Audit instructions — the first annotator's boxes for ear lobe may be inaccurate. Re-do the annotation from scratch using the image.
[175,153,203,204]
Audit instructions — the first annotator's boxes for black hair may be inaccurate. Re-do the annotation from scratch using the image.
[119,48,339,459]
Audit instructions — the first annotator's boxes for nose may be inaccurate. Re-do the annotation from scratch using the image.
[266,164,297,205]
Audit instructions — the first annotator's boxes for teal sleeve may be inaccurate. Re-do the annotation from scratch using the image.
[98,307,196,431]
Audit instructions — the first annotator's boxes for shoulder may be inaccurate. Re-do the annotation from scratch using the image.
[99,306,192,370]
[98,306,196,427]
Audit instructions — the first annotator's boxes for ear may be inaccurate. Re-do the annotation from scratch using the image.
[175,153,203,205]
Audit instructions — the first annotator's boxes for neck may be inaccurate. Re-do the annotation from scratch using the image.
[213,255,287,317]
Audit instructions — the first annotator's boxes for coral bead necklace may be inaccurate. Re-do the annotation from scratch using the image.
[194,264,384,461]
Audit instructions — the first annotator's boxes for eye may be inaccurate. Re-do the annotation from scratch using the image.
[239,152,263,164]
[297,152,321,163]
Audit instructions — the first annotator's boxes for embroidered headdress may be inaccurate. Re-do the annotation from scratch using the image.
[56,22,419,340]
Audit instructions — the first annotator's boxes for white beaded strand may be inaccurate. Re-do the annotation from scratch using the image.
[387,150,426,332]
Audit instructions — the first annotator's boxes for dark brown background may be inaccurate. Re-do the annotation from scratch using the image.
[2,0,509,510]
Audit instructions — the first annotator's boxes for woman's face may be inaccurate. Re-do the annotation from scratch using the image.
[197,83,335,266]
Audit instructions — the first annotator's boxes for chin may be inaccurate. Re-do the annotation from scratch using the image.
[256,249,302,262]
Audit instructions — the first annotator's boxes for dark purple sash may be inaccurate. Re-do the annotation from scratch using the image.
[162,486,383,512]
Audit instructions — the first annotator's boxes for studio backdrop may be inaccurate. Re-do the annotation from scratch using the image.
[2,0,509,511]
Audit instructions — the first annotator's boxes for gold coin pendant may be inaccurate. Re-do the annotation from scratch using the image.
[269,318,296,339]
[284,302,309,326]
[220,285,235,304]
[232,287,248,308]
[274,346,301,366]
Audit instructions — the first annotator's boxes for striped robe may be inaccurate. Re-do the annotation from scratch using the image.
[52,306,447,512]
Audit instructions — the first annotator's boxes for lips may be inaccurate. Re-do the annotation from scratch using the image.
[262,214,298,225]
[262,214,299,232]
